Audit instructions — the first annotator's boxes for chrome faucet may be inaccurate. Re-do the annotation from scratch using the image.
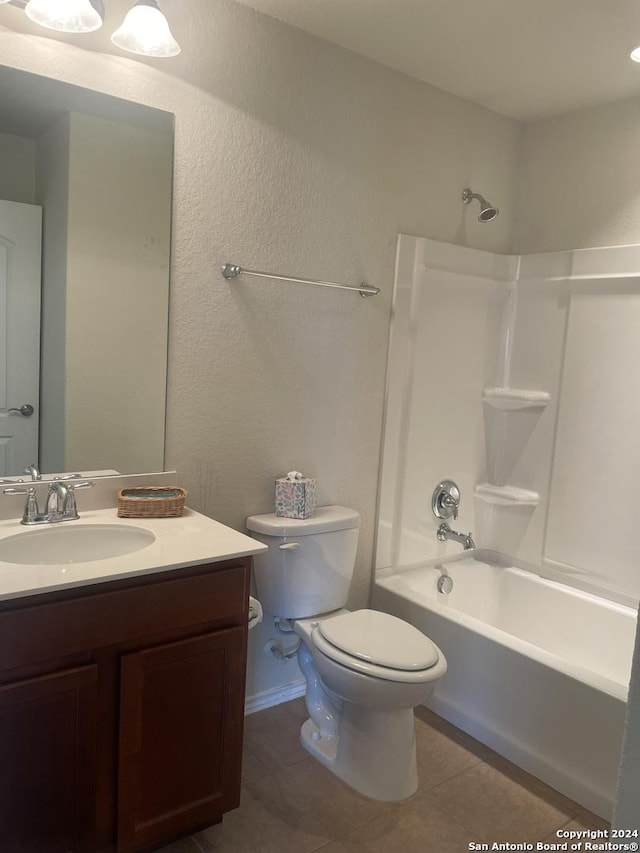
[3,480,94,525]
[437,522,476,551]
[24,463,42,481]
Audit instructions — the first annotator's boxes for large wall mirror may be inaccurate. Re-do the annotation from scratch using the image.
[0,65,173,478]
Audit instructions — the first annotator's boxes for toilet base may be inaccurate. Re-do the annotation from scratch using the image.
[300,704,418,801]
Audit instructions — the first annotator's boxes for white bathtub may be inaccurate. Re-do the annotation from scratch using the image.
[372,552,638,819]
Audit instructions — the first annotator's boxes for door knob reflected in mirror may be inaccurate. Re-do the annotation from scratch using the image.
[8,404,34,417]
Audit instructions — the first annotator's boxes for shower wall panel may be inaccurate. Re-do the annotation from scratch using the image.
[544,285,640,602]
[378,236,640,606]
[377,235,513,568]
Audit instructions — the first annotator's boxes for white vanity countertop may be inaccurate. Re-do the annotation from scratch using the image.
[0,507,267,602]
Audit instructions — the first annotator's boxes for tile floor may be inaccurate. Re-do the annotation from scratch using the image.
[158,699,610,853]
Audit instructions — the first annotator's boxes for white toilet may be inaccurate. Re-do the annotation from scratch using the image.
[246,505,447,801]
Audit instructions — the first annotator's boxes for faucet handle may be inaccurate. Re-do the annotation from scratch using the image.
[3,486,41,524]
[440,493,459,520]
[62,481,94,520]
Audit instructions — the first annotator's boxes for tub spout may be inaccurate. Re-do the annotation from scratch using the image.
[437,522,475,550]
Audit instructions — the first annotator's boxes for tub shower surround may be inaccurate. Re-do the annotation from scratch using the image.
[375,235,640,819]
[373,553,634,819]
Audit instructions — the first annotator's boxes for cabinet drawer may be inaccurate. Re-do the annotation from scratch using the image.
[0,563,248,672]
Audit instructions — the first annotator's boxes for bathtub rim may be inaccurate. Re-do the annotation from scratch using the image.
[377,548,639,610]
[374,554,636,703]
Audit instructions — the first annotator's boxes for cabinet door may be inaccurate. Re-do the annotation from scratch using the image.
[0,665,98,853]
[117,627,246,852]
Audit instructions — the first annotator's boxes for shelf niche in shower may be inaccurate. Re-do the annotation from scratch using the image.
[474,483,540,507]
[482,387,550,411]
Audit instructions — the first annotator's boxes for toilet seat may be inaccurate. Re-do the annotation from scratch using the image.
[311,609,440,684]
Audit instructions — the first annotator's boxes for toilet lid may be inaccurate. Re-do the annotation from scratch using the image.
[317,609,439,671]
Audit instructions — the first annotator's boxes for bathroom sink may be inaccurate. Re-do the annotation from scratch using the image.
[0,524,156,565]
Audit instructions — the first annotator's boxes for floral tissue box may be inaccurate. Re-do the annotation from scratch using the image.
[275,471,317,519]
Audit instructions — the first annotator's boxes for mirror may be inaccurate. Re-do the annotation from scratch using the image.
[0,65,173,478]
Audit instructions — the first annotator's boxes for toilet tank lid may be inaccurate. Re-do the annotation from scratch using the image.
[246,505,360,536]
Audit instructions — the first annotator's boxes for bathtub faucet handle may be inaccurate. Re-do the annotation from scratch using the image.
[432,480,461,521]
[441,494,458,520]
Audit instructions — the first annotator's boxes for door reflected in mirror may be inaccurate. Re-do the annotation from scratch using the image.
[0,66,173,477]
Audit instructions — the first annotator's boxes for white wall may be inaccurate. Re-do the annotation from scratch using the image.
[64,112,171,473]
[0,131,36,204]
[36,112,171,474]
[514,94,640,254]
[37,115,69,473]
[0,0,523,701]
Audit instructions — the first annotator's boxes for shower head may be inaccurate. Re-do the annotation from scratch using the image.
[462,187,499,222]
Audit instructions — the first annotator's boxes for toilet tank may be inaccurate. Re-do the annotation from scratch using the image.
[246,506,360,619]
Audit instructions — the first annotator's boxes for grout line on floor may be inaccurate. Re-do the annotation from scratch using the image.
[417,753,485,793]
[190,835,208,853]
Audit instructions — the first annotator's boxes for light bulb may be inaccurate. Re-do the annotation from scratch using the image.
[25,0,103,32]
[111,0,180,57]
[631,45,640,63]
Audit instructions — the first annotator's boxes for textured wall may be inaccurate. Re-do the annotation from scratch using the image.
[159,0,520,575]
[0,0,521,699]
[514,94,640,253]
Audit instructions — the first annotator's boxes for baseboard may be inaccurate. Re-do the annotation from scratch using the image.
[244,680,306,716]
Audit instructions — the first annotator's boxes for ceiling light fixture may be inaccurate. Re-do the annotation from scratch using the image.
[18,0,180,57]
[111,0,180,57]
[25,0,103,32]
[630,45,640,63]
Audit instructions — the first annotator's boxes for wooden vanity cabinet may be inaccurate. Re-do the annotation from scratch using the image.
[0,557,251,853]
[0,664,98,853]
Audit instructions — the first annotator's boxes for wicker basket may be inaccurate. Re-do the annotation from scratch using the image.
[117,486,187,518]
